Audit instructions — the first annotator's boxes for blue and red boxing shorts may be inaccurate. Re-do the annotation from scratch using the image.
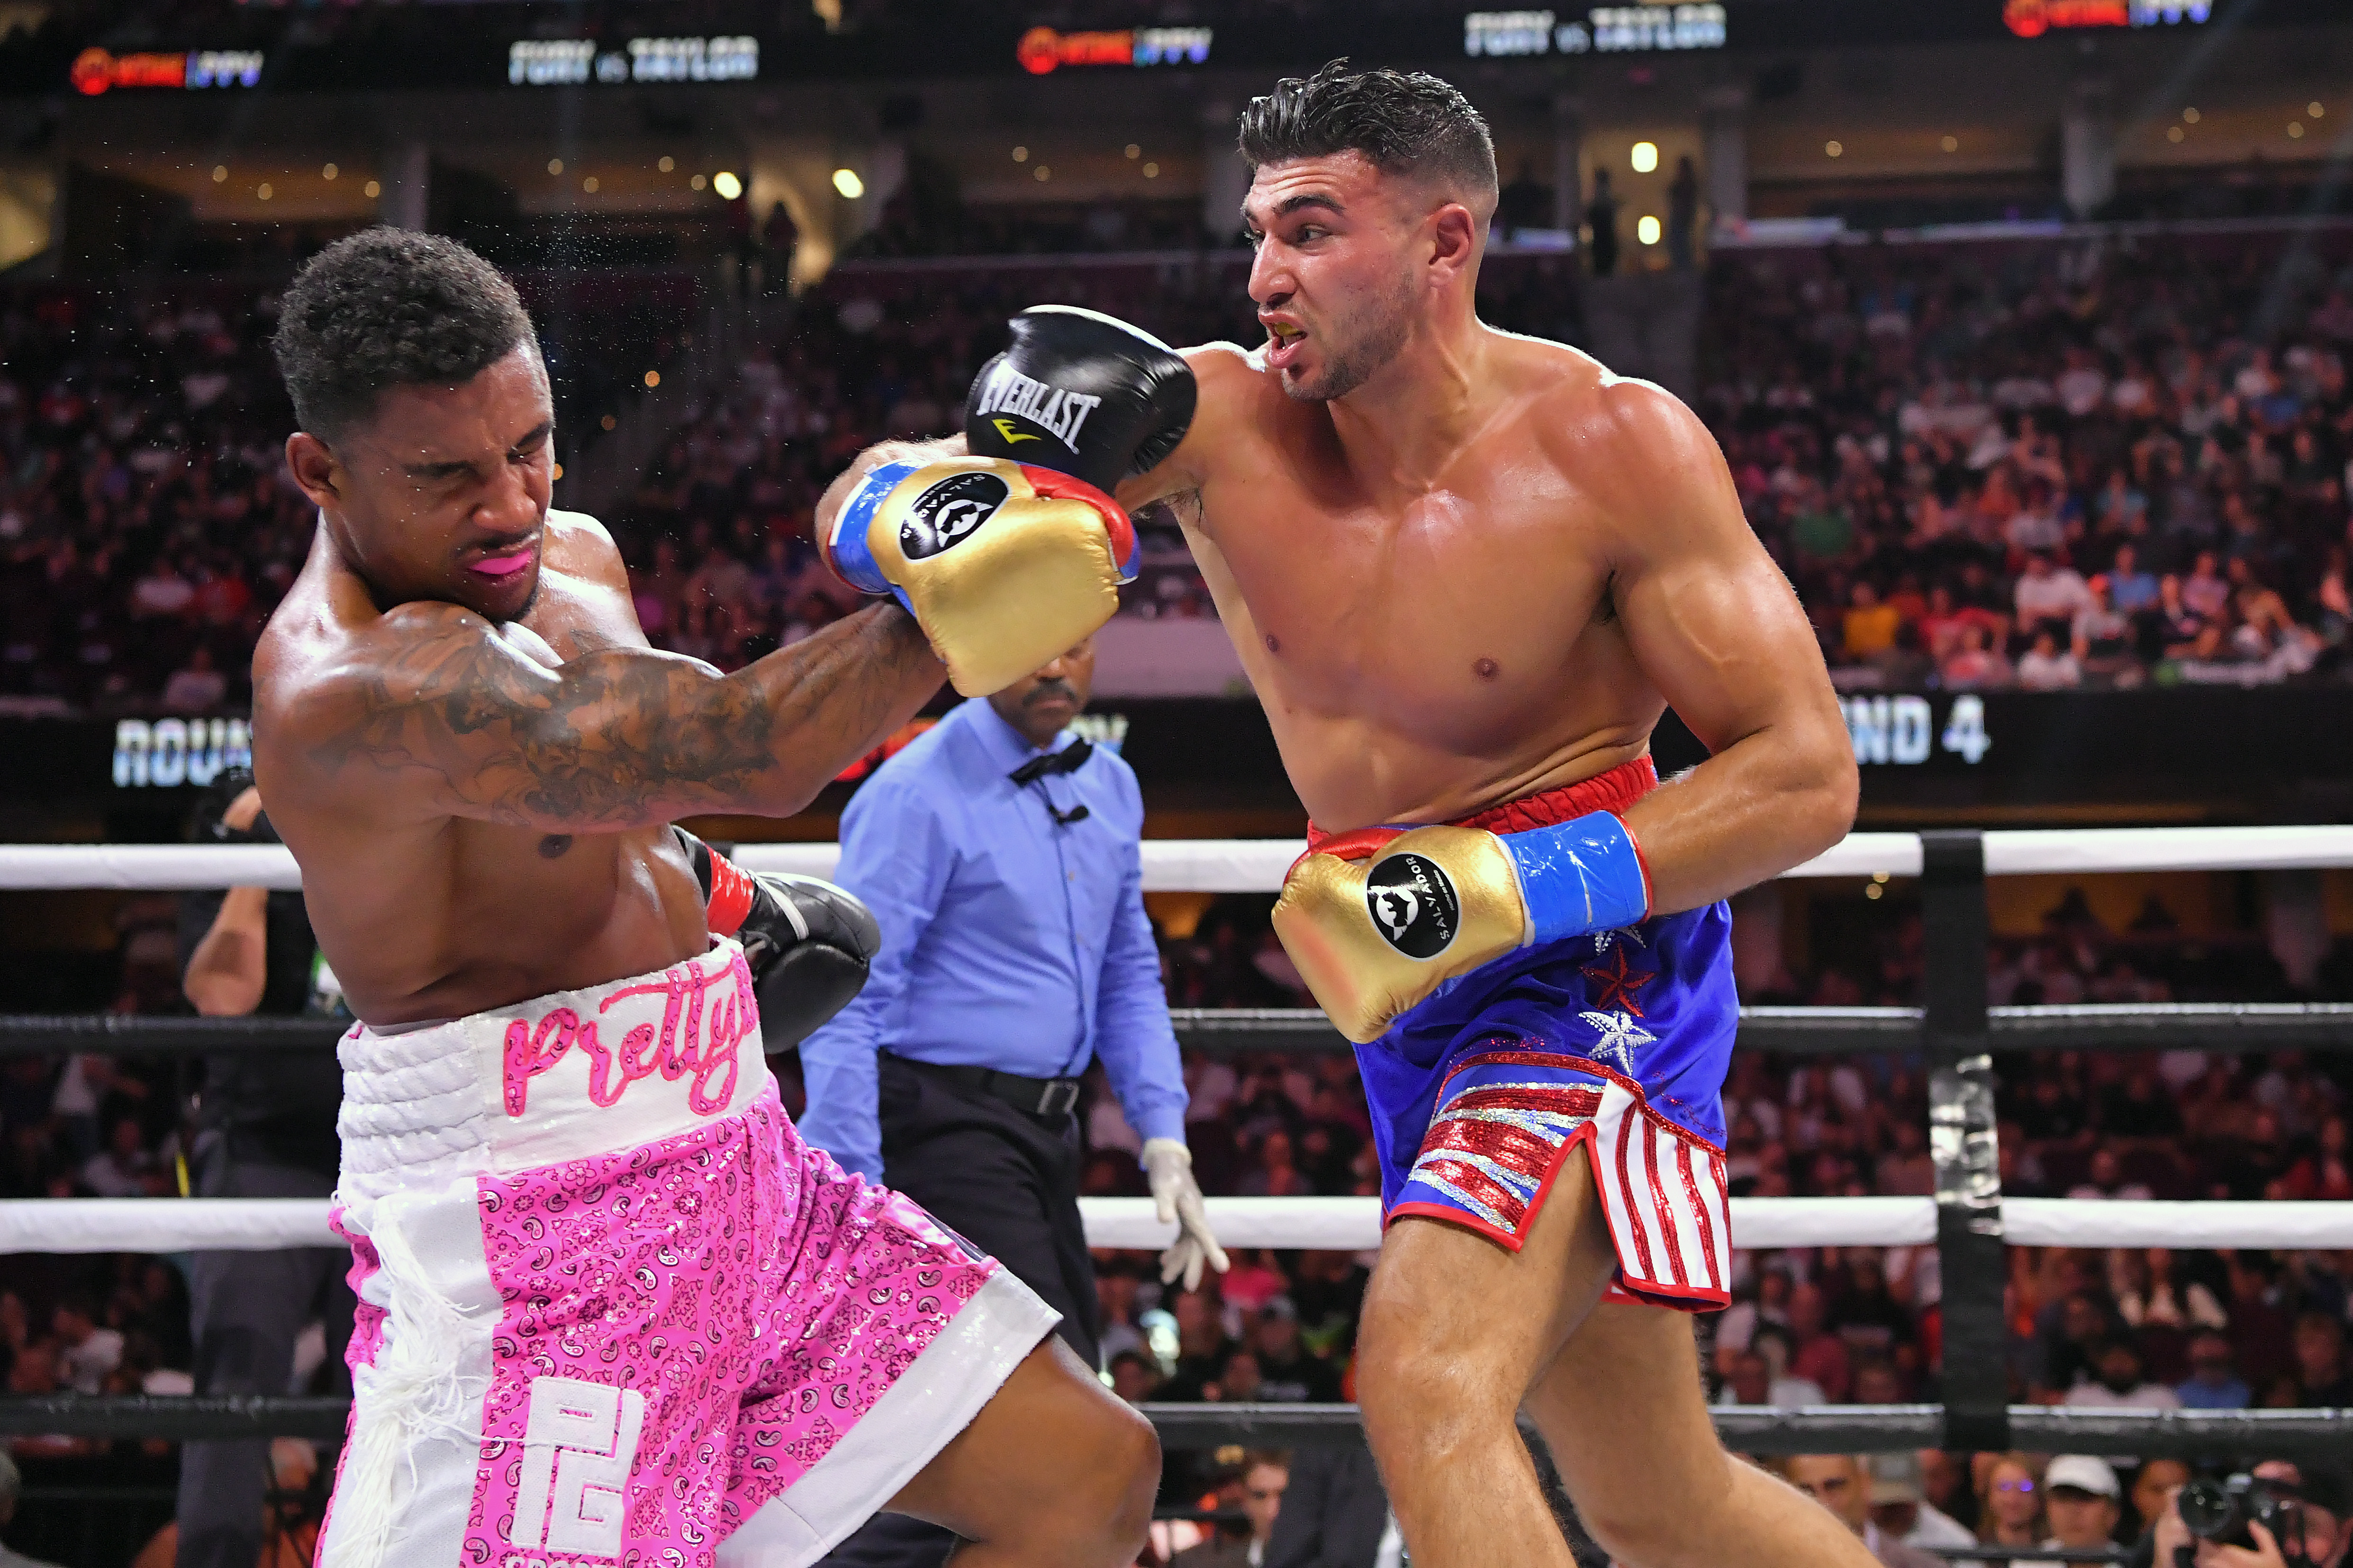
[1331,756,1737,1311]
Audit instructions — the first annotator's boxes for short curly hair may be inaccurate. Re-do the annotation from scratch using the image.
[273,227,537,440]
[1238,59,1496,212]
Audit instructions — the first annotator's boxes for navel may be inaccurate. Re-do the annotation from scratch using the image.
[538,834,573,859]
[1474,657,1500,680]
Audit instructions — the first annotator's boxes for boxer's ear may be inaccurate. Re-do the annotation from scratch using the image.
[285,431,341,510]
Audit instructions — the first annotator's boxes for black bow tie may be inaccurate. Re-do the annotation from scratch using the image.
[1008,740,1092,785]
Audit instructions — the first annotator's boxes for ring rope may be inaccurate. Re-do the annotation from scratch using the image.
[14,823,2353,892]
[5,1195,2348,1256]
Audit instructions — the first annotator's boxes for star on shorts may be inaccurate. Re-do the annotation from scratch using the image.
[1579,1009,1656,1075]
[1581,945,1656,1016]
[1592,924,1647,957]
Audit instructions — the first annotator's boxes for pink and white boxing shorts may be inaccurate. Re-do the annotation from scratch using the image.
[317,939,1059,1568]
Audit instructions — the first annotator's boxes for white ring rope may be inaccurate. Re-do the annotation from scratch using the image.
[14,825,2353,892]
[2,1196,2345,1256]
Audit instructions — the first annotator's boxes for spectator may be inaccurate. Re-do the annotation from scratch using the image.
[160,644,229,710]
[2063,1337,2182,1414]
[2127,1458,2190,1539]
[128,556,196,621]
[1941,623,2013,689]
[1248,1298,1342,1404]
[1977,1454,2045,1560]
[2014,553,2094,641]
[1784,1454,1944,1568]
[2039,1456,2122,1560]
[1174,1452,1287,1568]
[0,1450,63,1568]
[1712,1346,1826,1410]
[79,1115,163,1198]
[2176,1328,2253,1409]
[2290,1312,2353,1407]
[2134,1458,2351,1568]
[1843,580,1901,661]
[2069,1147,2156,1202]
[1866,1452,1976,1554]
[2015,628,2082,691]
[50,1296,120,1396]
[1785,1282,1853,1403]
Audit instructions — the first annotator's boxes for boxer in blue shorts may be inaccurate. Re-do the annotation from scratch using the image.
[824,59,1870,1568]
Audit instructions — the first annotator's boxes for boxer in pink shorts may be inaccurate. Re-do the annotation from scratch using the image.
[251,230,1158,1567]
[322,939,1059,1568]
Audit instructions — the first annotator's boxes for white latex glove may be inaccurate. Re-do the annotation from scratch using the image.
[1141,1137,1229,1292]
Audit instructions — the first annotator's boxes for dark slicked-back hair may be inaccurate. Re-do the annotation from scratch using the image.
[273,227,537,440]
[1238,59,1497,211]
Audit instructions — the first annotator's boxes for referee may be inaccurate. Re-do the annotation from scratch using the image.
[175,770,353,1568]
[802,637,1225,1567]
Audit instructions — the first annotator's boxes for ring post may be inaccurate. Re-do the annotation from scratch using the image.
[1922,830,2009,1454]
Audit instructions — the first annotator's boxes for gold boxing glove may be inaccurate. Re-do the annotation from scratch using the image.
[823,455,1139,696]
[1273,810,1653,1043]
[1273,826,1532,1044]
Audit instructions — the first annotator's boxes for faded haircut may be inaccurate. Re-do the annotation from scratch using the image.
[273,226,538,441]
[1237,59,1498,223]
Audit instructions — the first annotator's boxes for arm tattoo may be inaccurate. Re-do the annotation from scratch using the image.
[311,607,934,829]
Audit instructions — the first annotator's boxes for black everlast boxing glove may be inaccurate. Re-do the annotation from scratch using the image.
[965,305,1197,495]
[676,827,881,1051]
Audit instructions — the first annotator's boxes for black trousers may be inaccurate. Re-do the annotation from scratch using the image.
[816,1054,1102,1568]
[176,1144,355,1568]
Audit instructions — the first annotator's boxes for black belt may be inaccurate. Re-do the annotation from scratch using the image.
[886,1052,1082,1118]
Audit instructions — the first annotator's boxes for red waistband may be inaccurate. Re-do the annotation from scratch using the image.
[1303,754,1658,863]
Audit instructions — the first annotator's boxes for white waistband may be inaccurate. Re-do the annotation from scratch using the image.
[336,940,772,1220]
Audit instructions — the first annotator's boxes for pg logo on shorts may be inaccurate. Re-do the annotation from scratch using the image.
[898,470,1011,560]
[1366,855,1461,960]
[507,1375,646,1561]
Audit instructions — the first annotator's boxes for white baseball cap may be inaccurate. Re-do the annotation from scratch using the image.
[2045,1456,2120,1500]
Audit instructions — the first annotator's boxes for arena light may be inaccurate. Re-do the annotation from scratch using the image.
[322,162,337,180]
[713,170,742,199]
[1941,135,1958,153]
[1637,214,1662,245]
[832,168,863,198]
[363,180,380,198]
[1630,140,1658,173]
[1826,139,1844,158]
[658,155,675,173]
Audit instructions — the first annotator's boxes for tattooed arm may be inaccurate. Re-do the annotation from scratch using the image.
[290,599,941,831]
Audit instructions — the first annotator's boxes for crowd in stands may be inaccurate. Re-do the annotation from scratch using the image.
[13,222,2353,712]
[1706,232,2353,692]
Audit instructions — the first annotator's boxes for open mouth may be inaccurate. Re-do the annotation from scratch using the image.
[1264,320,1307,370]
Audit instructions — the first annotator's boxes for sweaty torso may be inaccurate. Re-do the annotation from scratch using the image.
[1170,334,1663,830]
[251,510,706,1026]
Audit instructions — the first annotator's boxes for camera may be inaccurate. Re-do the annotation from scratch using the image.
[2179,1473,2299,1553]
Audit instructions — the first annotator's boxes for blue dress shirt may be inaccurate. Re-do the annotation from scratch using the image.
[797,697,1188,1181]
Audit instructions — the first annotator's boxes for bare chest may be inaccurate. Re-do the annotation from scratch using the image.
[1191,461,1621,733]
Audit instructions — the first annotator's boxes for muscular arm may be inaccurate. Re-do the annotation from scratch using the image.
[294,600,942,832]
[1594,383,1858,911]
